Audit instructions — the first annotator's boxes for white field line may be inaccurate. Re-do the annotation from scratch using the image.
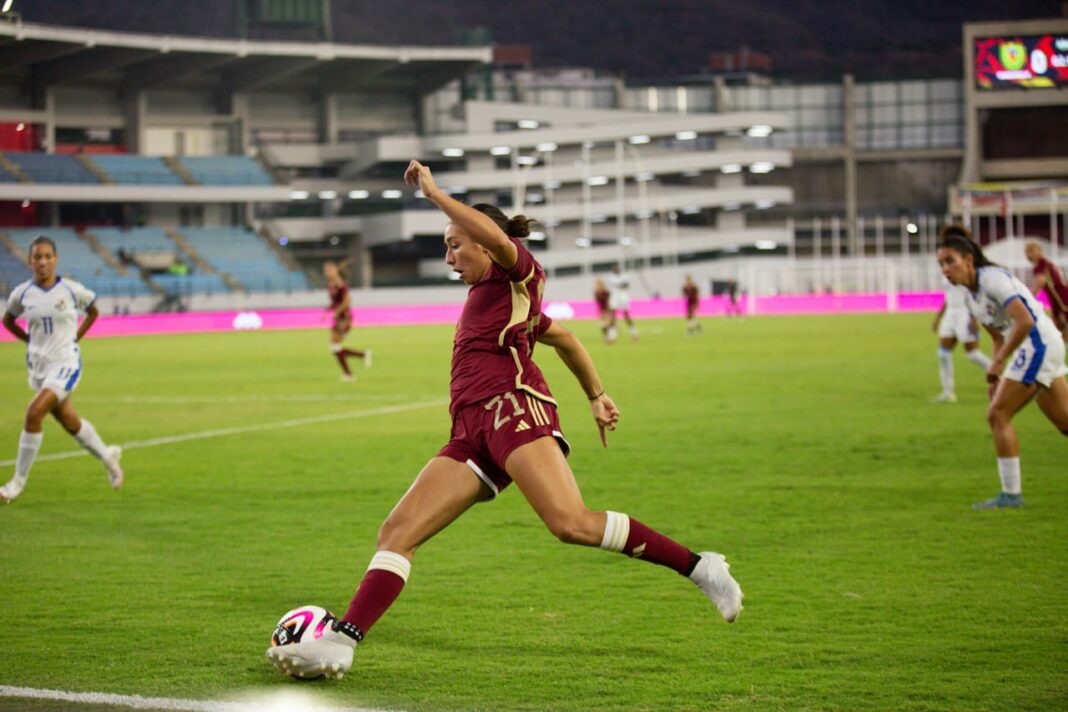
[0,684,393,711]
[0,399,448,467]
[71,394,413,404]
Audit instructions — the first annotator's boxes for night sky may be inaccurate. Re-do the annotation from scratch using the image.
[13,0,1065,81]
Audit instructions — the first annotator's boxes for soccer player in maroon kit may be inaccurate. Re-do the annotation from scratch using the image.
[683,274,702,335]
[1025,242,1068,341]
[266,160,743,679]
[593,277,610,341]
[323,261,370,381]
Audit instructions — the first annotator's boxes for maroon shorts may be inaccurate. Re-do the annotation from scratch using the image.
[332,312,352,337]
[437,390,570,498]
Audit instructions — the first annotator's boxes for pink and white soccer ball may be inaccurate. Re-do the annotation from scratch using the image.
[270,605,337,647]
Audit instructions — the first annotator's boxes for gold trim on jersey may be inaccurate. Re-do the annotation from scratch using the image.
[511,345,558,406]
[498,264,558,406]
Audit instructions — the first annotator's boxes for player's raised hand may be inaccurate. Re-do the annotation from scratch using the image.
[404,160,440,198]
[590,393,620,447]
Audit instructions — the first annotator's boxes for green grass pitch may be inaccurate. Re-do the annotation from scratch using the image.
[0,313,1065,711]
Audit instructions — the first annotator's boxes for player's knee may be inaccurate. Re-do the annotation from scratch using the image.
[24,407,47,430]
[375,517,416,557]
[545,511,598,546]
[986,405,1010,430]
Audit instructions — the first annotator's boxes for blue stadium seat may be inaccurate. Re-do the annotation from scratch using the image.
[178,226,308,292]
[2,228,152,297]
[90,155,184,185]
[0,244,30,294]
[3,152,100,184]
[178,156,274,186]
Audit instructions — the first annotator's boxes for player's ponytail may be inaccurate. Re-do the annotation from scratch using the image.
[937,223,996,268]
[472,203,535,239]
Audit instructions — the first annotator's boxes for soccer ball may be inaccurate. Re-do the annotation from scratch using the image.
[270,605,337,648]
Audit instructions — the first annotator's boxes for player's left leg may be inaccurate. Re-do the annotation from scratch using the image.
[505,437,741,622]
[0,389,58,503]
[623,309,638,341]
[1034,376,1068,436]
[330,330,353,381]
[976,379,1038,509]
[933,337,957,402]
[963,341,992,372]
[52,398,123,489]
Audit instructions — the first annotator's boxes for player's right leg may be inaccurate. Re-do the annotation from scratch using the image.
[267,457,486,677]
[52,398,123,489]
[1,389,56,503]
[976,378,1037,509]
[932,336,957,402]
[1034,376,1068,437]
[505,437,742,622]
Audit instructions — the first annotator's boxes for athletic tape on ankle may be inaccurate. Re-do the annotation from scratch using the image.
[599,511,630,552]
[367,551,411,582]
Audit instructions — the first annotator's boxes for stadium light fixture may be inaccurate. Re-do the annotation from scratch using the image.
[529,231,547,241]
[516,155,538,166]
[490,146,512,156]
[906,222,919,234]
[575,237,592,248]
[542,180,561,190]
[442,148,464,157]
[749,162,775,174]
[628,135,650,145]
[289,190,310,200]
[317,190,337,200]
[448,270,462,281]
[675,130,698,141]
[15,122,24,131]
[381,190,402,199]
[517,119,540,129]
[278,236,289,246]
[536,142,557,152]
[634,209,654,219]
[722,202,742,211]
[445,186,468,195]
[681,206,702,215]
[21,199,30,208]
[755,199,776,209]
[619,236,634,246]
[746,124,773,138]
[682,170,701,178]
[1,1,13,13]
[591,214,608,223]
[587,176,609,186]
[347,189,370,199]
[328,236,341,245]
[756,240,778,250]
[635,172,655,182]
[527,192,544,203]
[720,164,742,174]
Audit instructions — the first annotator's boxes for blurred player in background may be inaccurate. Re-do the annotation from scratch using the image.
[593,277,610,342]
[930,277,991,402]
[937,226,1068,509]
[605,263,638,343]
[266,160,742,679]
[323,261,370,382]
[1,236,123,503]
[1025,241,1068,342]
[683,275,702,335]
[726,280,744,317]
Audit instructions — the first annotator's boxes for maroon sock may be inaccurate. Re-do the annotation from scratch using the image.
[341,569,406,634]
[624,518,695,575]
[341,348,365,358]
[334,352,351,375]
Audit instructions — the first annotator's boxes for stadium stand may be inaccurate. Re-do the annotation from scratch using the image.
[0,163,17,183]
[1,228,153,297]
[177,156,274,186]
[2,153,100,184]
[177,226,308,292]
[88,226,230,297]
[0,242,29,294]
[90,155,185,185]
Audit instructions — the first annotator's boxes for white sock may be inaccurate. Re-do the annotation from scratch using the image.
[598,511,630,553]
[366,550,412,582]
[937,348,954,394]
[966,348,992,371]
[13,430,43,487]
[74,419,108,460]
[997,457,1021,495]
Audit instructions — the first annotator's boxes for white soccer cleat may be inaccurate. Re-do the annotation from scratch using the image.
[103,445,124,489]
[689,551,743,623]
[339,373,355,383]
[266,630,354,680]
[929,391,957,403]
[0,476,26,504]
[363,350,373,368]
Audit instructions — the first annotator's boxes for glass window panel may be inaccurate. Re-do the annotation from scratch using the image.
[870,126,897,149]
[871,82,898,103]
[929,80,962,100]
[930,102,961,122]
[900,82,927,101]
[900,125,928,148]
[902,103,929,123]
[872,104,900,124]
[770,87,798,109]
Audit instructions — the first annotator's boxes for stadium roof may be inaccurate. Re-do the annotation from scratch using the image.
[0,20,490,94]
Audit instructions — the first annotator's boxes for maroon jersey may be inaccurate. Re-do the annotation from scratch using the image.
[450,238,554,414]
[594,287,609,312]
[1034,257,1068,313]
[683,283,699,307]
[328,282,352,331]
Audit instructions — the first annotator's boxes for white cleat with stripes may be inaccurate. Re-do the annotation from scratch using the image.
[103,446,124,489]
[689,551,743,623]
[266,630,355,680]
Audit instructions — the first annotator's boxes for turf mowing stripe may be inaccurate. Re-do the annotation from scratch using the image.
[0,685,393,711]
[0,399,448,467]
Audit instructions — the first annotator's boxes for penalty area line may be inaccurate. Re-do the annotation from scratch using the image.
[0,684,394,711]
[0,398,448,467]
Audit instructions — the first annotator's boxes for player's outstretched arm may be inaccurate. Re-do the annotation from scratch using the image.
[2,312,28,343]
[537,320,620,446]
[76,304,99,342]
[403,159,518,269]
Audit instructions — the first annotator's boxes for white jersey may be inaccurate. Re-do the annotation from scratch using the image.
[965,266,1066,387]
[5,276,96,378]
[607,272,631,310]
[942,278,968,312]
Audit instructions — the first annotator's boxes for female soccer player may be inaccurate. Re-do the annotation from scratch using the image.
[1,235,123,503]
[929,276,991,403]
[267,161,743,679]
[682,275,702,335]
[1025,241,1068,341]
[593,277,610,341]
[605,263,638,343]
[936,226,1068,509]
[323,261,370,382]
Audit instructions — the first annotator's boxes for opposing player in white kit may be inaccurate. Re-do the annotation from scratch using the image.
[605,264,638,343]
[1,235,123,503]
[936,227,1068,509]
[930,276,991,402]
